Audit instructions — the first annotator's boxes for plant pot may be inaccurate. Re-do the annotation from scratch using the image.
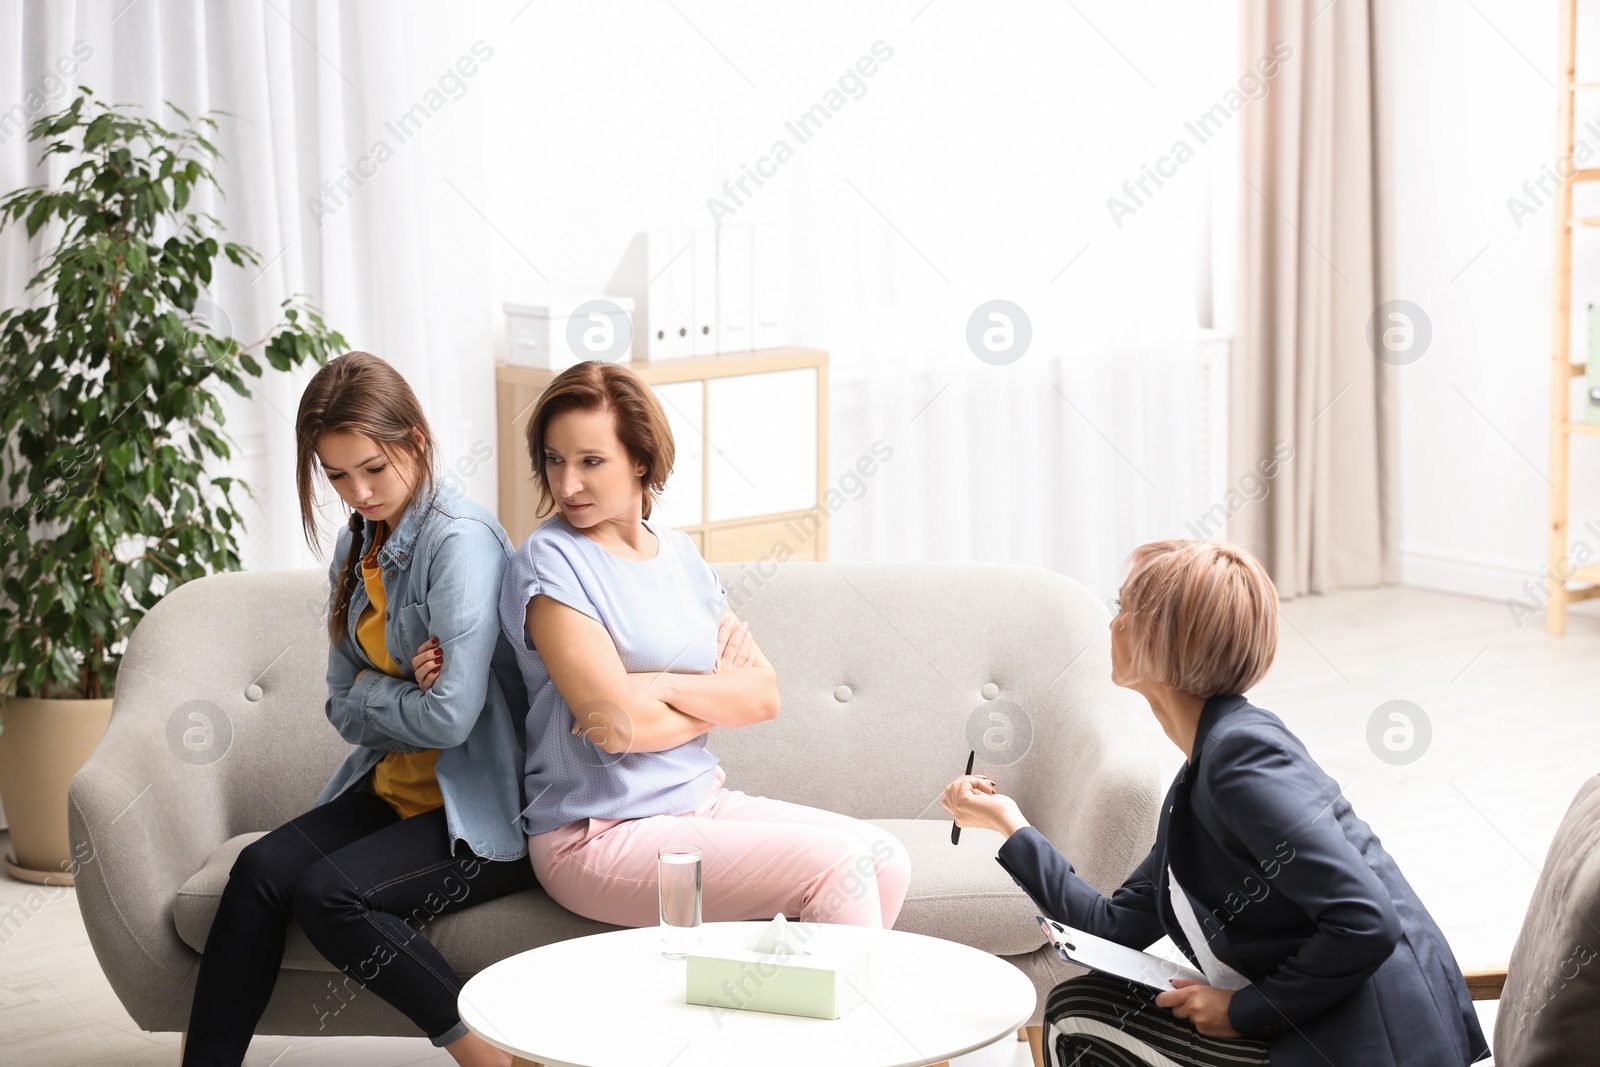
[0,695,113,884]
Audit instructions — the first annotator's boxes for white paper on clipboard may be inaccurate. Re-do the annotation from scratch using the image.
[1037,916,1207,992]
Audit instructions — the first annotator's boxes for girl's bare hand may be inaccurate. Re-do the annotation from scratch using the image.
[412,637,442,691]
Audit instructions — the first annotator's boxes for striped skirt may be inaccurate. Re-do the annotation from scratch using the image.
[1043,973,1271,1067]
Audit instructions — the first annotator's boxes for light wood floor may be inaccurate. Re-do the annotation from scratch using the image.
[0,585,1560,1064]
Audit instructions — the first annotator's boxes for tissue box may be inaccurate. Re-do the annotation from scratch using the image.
[685,925,869,1021]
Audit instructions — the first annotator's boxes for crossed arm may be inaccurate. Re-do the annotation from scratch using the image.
[526,595,780,756]
[323,523,504,751]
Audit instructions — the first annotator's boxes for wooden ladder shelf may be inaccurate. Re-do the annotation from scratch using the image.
[1547,0,1600,632]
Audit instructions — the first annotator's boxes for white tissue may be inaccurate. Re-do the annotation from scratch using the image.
[744,914,810,956]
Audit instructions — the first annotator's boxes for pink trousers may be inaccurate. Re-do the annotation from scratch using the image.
[528,767,911,929]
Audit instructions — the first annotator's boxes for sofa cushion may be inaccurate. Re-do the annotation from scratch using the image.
[173,833,624,973]
[869,819,1045,956]
[173,818,1044,973]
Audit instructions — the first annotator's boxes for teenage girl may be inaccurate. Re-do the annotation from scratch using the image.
[183,352,532,1067]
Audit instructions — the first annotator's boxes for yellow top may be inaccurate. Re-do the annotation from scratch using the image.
[357,522,443,819]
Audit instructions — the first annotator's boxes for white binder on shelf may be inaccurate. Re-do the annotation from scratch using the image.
[647,229,694,360]
[692,226,719,356]
[752,222,788,350]
[645,229,670,360]
[717,222,753,352]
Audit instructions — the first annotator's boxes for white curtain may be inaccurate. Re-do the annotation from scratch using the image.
[0,0,496,570]
[781,1,1239,598]
[2,0,1239,601]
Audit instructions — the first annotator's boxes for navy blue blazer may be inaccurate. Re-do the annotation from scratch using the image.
[996,694,1488,1066]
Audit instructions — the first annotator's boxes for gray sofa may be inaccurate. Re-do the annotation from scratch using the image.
[69,561,1164,1039]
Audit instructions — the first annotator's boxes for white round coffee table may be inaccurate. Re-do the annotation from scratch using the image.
[458,922,1037,1067]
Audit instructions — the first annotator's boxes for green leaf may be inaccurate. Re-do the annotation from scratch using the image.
[0,90,347,697]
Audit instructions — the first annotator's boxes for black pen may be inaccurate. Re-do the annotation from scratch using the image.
[951,749,975,845]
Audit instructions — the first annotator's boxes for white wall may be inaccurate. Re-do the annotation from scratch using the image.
[0,0,1242,581]
[1385,0,1600,621]
[466,0,1240,589]
[470,1,1236,369]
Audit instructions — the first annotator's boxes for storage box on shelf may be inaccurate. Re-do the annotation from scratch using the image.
[503,297,636,370]
[494,348,829,563]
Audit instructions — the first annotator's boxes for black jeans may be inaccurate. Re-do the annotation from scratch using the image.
[182,789,536,1066]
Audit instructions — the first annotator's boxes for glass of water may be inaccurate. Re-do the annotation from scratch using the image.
[658,845,702,959]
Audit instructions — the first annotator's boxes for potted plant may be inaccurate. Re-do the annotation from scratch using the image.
[0,89,346,882]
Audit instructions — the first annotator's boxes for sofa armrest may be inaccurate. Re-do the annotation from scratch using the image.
[1004,669,1166,899]
[66,569,343,1033]
[1018,742,1163,896]
[68,687,231,1032]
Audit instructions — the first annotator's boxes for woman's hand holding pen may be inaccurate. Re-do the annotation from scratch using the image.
[940,775,1031,839]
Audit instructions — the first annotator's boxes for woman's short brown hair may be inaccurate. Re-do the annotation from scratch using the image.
[523,361,674,519]
[1117,539,1279,698]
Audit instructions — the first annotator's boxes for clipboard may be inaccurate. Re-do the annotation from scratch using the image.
[1036,916,1207,992]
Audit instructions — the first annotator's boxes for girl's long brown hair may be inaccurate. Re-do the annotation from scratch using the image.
[295,352,437,644]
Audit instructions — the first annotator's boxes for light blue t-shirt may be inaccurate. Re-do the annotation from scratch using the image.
[498,513,728,836]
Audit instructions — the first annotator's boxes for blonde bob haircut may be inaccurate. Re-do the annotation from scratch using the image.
[1117,539,1279,698]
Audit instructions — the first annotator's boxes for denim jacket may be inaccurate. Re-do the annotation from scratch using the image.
[314,480,530,861]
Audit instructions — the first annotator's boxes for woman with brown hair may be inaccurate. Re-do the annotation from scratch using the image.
[182,352,533,1067]
[498,360,910,930]
[943,540,1487,1067]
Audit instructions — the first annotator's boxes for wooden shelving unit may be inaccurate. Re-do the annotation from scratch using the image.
[1549,0,1600,633]
[495,348,830,563]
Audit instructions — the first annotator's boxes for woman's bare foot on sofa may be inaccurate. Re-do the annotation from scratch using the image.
[446,1029,513,1067]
